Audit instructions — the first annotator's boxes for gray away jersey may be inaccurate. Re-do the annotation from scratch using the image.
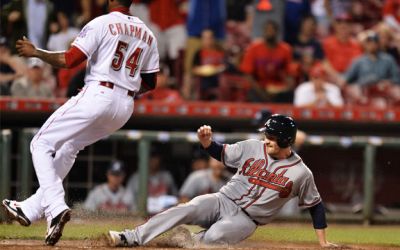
[219,139,321,225]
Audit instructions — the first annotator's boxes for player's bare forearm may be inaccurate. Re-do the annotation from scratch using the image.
[16,36,67,68]
[315,229,338,248]
[35,49,67,68]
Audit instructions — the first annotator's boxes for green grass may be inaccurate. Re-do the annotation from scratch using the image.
[250,224,400,247]
[1,221,399,247]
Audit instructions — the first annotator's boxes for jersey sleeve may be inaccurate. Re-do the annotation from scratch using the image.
[141,39,160,73]
[222,141,245,168]
[297,172,322,208]
[71,18,103,58]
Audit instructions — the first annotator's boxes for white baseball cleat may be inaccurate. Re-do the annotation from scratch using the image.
[107,230,138,247]
[2,199,31,226]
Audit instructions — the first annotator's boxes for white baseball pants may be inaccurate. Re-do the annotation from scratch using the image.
[20,83,134,222]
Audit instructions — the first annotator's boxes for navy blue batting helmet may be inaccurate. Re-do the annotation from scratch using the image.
[259,114,297,148]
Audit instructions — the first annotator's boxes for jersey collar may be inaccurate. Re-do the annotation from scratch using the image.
[110,6,130,15]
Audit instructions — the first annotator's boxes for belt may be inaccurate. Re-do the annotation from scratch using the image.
[241,207,260,225]
[99,81,135,97]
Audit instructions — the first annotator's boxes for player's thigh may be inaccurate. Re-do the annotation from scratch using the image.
[31,86,113,152]
[166,25,186,59]
[183,194,220,228]
[203,211,257,244]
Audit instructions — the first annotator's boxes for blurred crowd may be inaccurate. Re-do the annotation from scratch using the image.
[1,0,400,108]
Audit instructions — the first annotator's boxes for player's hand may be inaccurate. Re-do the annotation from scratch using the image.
[197,125,212,148]
[320,241,341,248]
[16,36,37,58]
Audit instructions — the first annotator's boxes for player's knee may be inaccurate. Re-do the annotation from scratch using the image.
[60,142,79,158]
[203,231,228,245]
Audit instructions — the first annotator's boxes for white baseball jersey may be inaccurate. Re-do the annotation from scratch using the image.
[220,139,321,225]
[72,11,159,91]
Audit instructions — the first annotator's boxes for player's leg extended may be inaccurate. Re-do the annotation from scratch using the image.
[28,86,133,220]
[109,193,220,247]
[19,141,80,222]
[202,208,257,245]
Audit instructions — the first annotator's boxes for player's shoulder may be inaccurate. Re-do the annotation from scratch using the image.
[238,139,264,146]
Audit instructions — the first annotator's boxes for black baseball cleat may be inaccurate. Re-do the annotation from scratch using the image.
[45,209,71,246]
[2,199,31,226]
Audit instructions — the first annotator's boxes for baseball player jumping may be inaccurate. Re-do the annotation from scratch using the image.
[2,0,159,246]
[108,114,338,248]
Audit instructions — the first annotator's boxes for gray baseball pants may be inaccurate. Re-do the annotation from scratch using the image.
[131,192,257,245]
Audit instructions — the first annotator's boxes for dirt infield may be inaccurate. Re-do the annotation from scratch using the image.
[1,239,399,250]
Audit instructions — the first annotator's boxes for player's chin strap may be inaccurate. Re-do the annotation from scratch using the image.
[308,201,327,229]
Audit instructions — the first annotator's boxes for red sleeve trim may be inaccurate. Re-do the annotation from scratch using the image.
[221,144,227,166]
[65,46,87,68]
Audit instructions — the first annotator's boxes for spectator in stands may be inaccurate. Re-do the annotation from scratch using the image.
[179,158,231,203]
[383,0,400,33]
[284,0,311,45]
[11,58,53,98]
[240,20,294,103]
[349,0,382,33]
[84,161,132,213]
[190,150,210,171]
[342,31,400,106]
[1,0,55,52]
[325,0,352,22]
[146,0,186,81]
[126,150,178,214]
[322,14,362,84]
[183,0,226,99]
[251,0,285,41]
[77,0,108,27]
[292,15,325,82]
[192,30,226,100]
[311,0,330,37]
[141,65,182,102]
[225,0,252,70]
[376,23,400,66]
[294,64,343,108]
[47,11,79,51]
[0,36,26,95]
[47,11,82,97]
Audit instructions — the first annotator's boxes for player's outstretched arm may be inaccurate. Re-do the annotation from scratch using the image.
[309,202,339,248]
[16,36,67,68]
[16,36,87,69]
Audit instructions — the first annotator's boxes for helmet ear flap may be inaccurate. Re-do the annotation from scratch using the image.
[277,138,289,148]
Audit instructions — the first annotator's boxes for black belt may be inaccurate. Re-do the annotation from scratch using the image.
[99,81,135,97]
[241,208,260,225]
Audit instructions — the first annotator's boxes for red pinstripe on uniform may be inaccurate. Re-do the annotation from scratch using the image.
[273,159,302,174]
